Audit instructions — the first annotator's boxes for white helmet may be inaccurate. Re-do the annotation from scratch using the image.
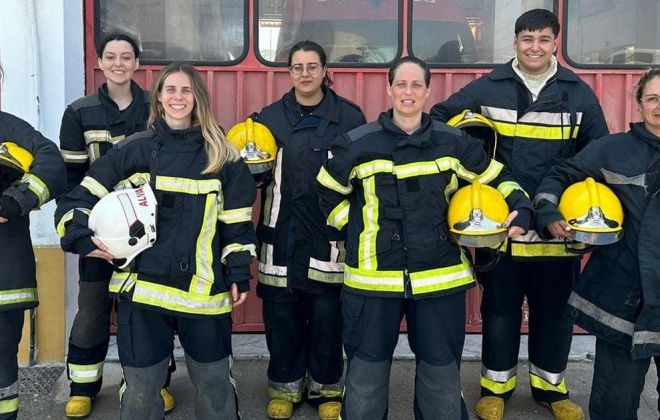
[88,184,157,269]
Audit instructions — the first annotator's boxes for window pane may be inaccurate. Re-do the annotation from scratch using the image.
[98,0,245,62]
[415,1,553,65]
[566,0,660,66]
[258,0,400,64]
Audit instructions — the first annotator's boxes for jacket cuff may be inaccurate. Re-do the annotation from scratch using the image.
[4,186,38,215]
[509,207,533,232]
[73,236,97,257]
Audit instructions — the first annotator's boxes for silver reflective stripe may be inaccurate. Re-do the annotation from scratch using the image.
[308,376,343,393]
[0,381,18,399]
[268,377,305,393]
[568,292,634,336]
[529,363,564,385]
[534,192,559,206]
[601,169,646,187]
[633,330,660,346]
[481,365,517,383]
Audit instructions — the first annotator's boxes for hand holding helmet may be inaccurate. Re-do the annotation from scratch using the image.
[87,184,158,268]
[555,177,624,245]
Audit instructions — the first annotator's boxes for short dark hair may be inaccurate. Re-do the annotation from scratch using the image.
[388,56,431,87]
[514,9,560,38]
[96,33,141,59]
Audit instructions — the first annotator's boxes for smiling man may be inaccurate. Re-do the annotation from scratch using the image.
[430,8,609,420]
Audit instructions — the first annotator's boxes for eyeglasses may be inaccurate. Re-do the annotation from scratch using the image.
[641,95,660,108]
[289,63,321,76]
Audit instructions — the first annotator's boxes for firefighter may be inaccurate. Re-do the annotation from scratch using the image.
[430,9,609,420]
[246,40,366,420]
[58,32,175,418]
[0,65,66,420]
[316,56,533,420]
[535,68,660,420]
[55,62,257,420]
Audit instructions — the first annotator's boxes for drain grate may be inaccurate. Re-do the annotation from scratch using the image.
[18,366,64,394]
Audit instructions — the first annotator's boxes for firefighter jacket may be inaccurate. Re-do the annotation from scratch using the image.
[316,111,533,299]
[251,86,366,293]
[535,122,660,360]
[430,59,609,259]
[0,111,66,312]
[59,80,150,194]
[55,119,257,318]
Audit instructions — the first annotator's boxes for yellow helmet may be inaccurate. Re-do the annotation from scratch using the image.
[447,180,509,247]
[226,118,277,175]
[0,142,33,185]
[447,110,498,158]
[558,177,624,245]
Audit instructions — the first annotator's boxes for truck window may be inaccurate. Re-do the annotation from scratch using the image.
[565,0,660,67]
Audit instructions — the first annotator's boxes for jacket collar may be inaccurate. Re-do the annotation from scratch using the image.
[98,80,147,122]
[488,58,581,83]
[378,110,433,147]
[282,85,342,127]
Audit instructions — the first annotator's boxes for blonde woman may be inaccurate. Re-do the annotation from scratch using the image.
[55,62,257,420]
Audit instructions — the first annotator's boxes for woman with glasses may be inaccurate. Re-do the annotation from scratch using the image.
[250,40,365,420]
[534,68,660,420]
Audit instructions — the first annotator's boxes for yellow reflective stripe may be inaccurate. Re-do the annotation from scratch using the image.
[69,362,104,383]
[529,374,568,394]
[308,267,343,284]
[344,266,404,292]
[359,176,379,270]
[109,272,137,294]
[22,173,49,206]
[114,173,151,190]
[510,242,584,258]
[218,206,252,224]
[81,176,109,199]
[480,374,517,395]
[317,166,353,195]
[444,174,458,203]
[189,194,217,295]
[221,243,257,264]
[351,159,394,180]
[0,287,38,306]
[155,176,220,194]
[0,397,19,415]
[132,280,233,316]
[60,149,89,164]
[409,254,475,294]
[497,121,574,140]
[258,273,288,287]
[328,199,350,230]
[395,161,438,179]
[84,130,111,144]
[56,209,75,237]
[497,181,528,198]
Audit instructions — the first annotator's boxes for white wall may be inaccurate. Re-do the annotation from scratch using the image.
[0,0,84,246]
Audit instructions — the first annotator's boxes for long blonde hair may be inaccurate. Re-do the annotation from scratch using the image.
[147,62,240,174]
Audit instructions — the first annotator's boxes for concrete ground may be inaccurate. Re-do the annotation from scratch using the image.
[16,335,660,419]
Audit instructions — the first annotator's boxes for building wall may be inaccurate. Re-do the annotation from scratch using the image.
[0,0,84,362]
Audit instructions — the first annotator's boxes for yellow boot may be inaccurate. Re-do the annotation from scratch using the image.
[542,399,585,420]
[475,396,505,420]
[161,387,175,413]
[65,396,92,418]
[267,399,293,419]
[318,401,341,420]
